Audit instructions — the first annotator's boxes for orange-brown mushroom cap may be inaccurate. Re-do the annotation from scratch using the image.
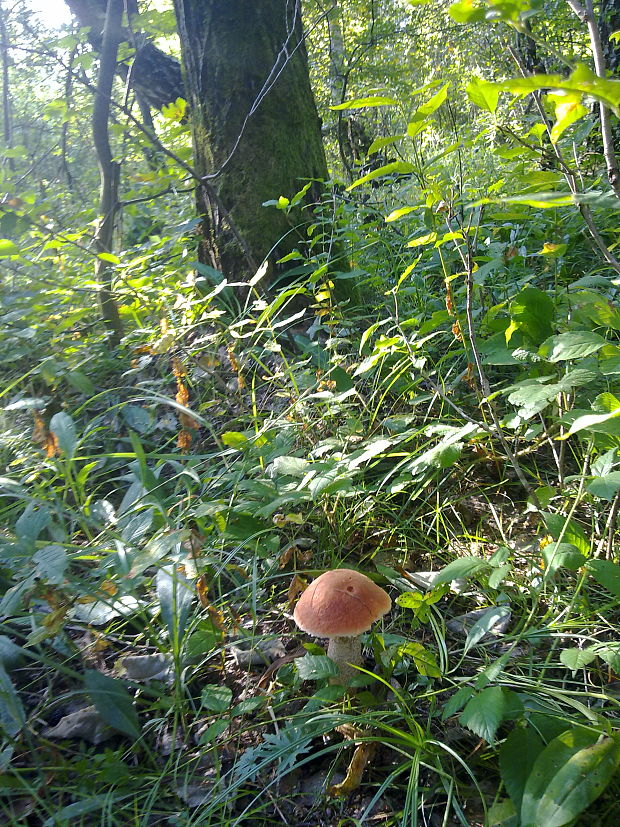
[293,569,391,637]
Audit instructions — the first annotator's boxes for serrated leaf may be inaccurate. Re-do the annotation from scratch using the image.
[84,670,141,740]
[296,653,339,681]
[540,331,607,362]
[560,647,597,672]
[459,686,507,743]
[201,684,233,713]
[521,730,620,827]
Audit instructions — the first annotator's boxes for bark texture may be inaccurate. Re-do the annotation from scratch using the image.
[172,0,330,281]
[64,0,184,111]
[93,0,123,343]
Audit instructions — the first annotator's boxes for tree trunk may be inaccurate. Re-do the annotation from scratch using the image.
[93,0,123,343]
[172,0,330,283]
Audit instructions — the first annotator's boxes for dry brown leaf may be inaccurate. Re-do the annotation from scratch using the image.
[328,742,376,797]
[287,574,307,609]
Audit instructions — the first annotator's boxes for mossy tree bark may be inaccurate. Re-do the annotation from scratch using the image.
[172,0,331,283]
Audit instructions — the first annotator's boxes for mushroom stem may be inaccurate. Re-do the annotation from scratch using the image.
[327,635,362,684]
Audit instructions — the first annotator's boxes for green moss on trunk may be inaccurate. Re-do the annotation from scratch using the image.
[173,0,330,284]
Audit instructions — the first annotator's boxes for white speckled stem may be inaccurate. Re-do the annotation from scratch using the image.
[327,635,362,684]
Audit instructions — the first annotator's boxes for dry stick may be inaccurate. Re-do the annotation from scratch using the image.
[566,0,620,199]
[507,43,620,275]
[92,0,124,344]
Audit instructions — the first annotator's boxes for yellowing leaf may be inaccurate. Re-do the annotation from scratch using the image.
[548,90,587,143]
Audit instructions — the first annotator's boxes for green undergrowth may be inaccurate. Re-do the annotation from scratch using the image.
[2,184,620,827]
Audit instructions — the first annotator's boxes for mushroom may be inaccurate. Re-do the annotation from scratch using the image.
[293,568,391,683]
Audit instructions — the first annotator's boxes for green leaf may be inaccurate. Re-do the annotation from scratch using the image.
[433,556,488,585]
[397,642,441,677]
[49,412,77,460]
[96,252,120,264]
[449,0,487,24]
[521,730,620,827]
[542,512,589,554]
[459,686,507,743]
[0,239,19,257]
[330,96,397,110]
[33,545,68,585]
[539,331,607,362]
[560,647,597,672]
[508,288,555,345]
[466,78,499,112]
[296,653,339,681]
[156,565,195,643]
[409,83,450,123]
[548,90,587,143]
[541,543,586,576]
[201,684,233,713]
[221,431,249,449]
[84,670,141,740]
[587,471,620,500]
[586,559,620,597]
[0,663,25,737]
[367,135,404,155]
[407,231,437,248]
[463,606,511,654]
[347,160,414,191]
[499,727,545,811]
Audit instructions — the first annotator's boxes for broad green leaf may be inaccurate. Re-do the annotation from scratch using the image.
[97,252,120,264]
[587,471,620,500]
[84,670,141,740]
[586,559,620,597]
[407,231,437,248]
[508,288,555,345]
[201,684,233,713]
[347,160,414,191]
[542,512,590,555]
[33,545,68,585]
[560,647,597,672]
[463,605,511,654]
[385,206,420,222]
[460,686,507,743]
[0,239,19,257]
[432,556,488,585]
[521,730,620,827]
[467,78,499,112]
[367,135,404,155]
[397,642,441,677]
[564,405,620,438]
[542,543,586,576]
[330,96,397,110]
[0,663,25,737]
[539,331,607,362]
[499,727,545,811]
[156,565,195,643]
[49,412,77,460]
[409,83,450,123]
[594,642,620,671]
[502,63,620,116]
[221,431,249,449]
[449,0,487,24]
[296,653,339,681]
[548,90,587,143]
[271,455,309,477]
